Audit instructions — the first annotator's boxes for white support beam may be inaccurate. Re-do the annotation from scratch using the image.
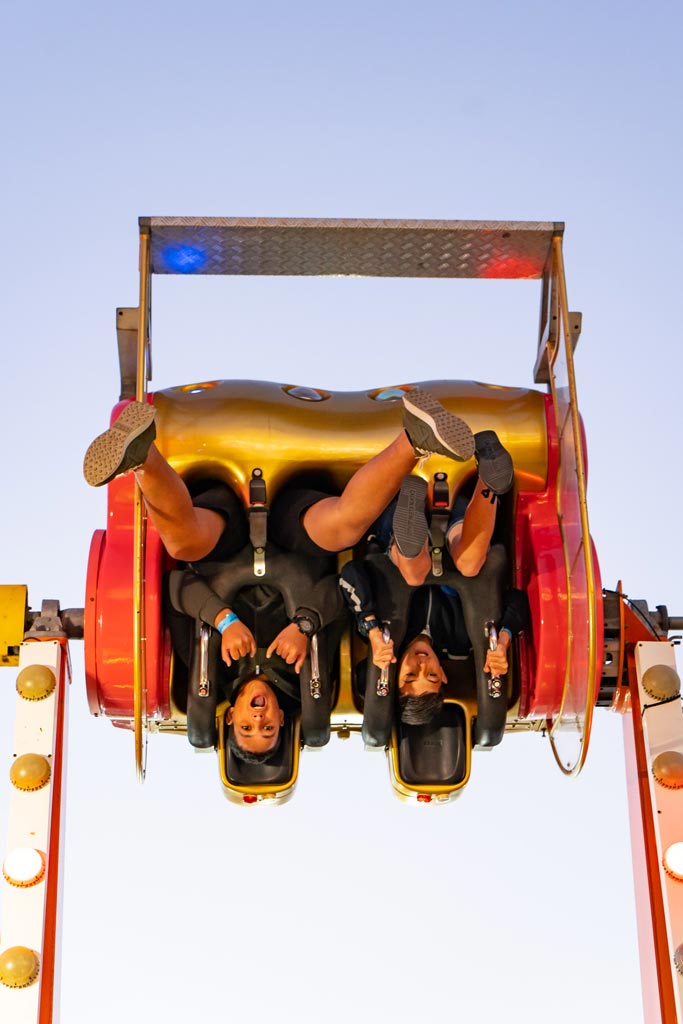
[0,640,70,1023]
[625,640,683,1023]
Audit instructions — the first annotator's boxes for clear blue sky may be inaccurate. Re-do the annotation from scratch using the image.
[1,2,682,1021]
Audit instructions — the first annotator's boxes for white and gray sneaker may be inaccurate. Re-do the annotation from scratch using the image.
[402,387,475,463]
[83,401,157,487]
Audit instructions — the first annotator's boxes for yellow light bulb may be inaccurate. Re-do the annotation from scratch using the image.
[0,947,40,988]
[16,664,56,701]
[9,753,51,792]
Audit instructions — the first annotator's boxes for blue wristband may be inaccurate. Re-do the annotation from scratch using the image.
[216,613,239,634]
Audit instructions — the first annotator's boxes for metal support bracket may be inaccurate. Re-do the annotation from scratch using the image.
[377,624,391,697]
[485,620,502,698]
[309,634,321,699]
[116,307,139,400]
[25,600,67,640]
[430,472,449,578]
[198,622,211,698]
[249,468,268,577]
[431,547,443,578]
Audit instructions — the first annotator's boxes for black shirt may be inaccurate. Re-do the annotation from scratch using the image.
[340,556,528,659]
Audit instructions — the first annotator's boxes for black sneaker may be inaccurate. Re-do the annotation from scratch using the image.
[474,430,514,495]
[83,402,157,487]
[392,475,428,558]
[402,387,474,463]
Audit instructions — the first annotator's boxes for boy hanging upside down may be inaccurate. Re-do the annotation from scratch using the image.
[340,435,528,726]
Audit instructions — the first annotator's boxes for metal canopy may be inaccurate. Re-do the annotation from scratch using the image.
[141,217,562,280]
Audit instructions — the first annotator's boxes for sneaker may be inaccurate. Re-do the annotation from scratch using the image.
[402,387,475,463]
[83,401,157,487]
[474,430,514,495]
[392,475,429,558]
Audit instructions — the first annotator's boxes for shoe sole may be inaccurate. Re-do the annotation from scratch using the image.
[403,388,475,461]
[392,476,429,558]
[474,430,514,495]
[83,402,156,487]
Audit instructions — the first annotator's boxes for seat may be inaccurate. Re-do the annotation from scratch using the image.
[217,707,300,804]
[396,704,467,786]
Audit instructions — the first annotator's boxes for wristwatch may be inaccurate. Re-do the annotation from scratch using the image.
[292,614,316,637]
[359,615,381,638]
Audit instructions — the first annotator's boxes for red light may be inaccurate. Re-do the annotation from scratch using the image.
[417,794,432,803]
[243,794,258,804]
[480,257,541,280]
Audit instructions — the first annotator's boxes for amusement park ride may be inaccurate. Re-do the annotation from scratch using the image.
[0,217,682,1022]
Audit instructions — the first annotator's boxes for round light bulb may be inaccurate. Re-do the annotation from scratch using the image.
[652,751,683,789]
[641,663,680,700]
[9,753,51,792]
[3,847,45,887]
[663,842,683,881]
[16,664,56,701]
[0,947,40,988]
[674,943,683,976]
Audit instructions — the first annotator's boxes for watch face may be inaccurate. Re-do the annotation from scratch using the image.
[296,617,314,635]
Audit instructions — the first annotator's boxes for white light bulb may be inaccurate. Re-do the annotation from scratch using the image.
[2,847,45,887]
[663,843,683,881]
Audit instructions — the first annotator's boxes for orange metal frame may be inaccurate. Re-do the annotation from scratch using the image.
[621,604,681,1023]
[0,639,71,1024]
[37,640,69,1023]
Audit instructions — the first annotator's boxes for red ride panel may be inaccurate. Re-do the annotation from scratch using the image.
[84,398,173,725]
[514,395,602,726]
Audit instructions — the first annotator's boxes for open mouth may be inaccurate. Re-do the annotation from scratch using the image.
[250,695,266,708]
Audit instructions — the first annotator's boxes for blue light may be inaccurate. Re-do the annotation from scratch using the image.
[161,244,208,273]
[373,387,405,402]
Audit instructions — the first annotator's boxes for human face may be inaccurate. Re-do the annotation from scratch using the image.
[397,636,447,696]
[226,677,284,755]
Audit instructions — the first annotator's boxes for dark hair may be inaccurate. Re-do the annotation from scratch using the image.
[399,692,444,726]
[227,726,283,764]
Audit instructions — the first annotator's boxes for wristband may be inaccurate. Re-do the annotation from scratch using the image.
[216,613,239,634]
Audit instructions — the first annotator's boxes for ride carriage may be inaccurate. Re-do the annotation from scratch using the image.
[84,217,602,803]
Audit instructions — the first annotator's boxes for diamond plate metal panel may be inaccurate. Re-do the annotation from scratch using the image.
[143,217,560,280]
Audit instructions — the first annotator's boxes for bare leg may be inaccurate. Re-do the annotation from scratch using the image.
[447,480,498,577]
[302,432,418,552]
[391,540,432,586]
[134,446,225,561]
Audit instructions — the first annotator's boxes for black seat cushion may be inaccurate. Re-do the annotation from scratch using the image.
[397,704,467,785]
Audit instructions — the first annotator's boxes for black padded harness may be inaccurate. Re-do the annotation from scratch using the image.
[168,543,343,750]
